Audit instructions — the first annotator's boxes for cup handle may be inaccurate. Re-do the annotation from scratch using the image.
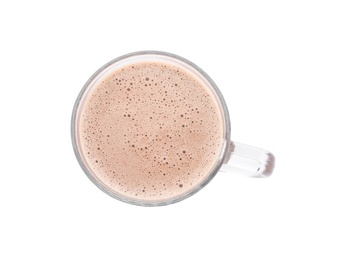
[221,141,275,177]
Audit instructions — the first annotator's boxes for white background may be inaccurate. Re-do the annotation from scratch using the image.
[1,1,337,259]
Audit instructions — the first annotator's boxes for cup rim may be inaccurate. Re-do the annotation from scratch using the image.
[71,50,231,206]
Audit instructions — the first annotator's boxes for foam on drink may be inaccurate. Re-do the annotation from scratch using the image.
[78,61,223,201]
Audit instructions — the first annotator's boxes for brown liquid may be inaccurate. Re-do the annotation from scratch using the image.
[78,61,223,201]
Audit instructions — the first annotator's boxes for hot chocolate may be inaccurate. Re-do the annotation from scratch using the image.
[78,61,223,201]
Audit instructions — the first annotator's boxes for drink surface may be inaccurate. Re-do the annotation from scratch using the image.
[78,61,223,201]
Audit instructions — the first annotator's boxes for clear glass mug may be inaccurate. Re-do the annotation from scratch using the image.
[71,51,275,206]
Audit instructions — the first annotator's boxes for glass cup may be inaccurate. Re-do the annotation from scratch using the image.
[71,51,275,206]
